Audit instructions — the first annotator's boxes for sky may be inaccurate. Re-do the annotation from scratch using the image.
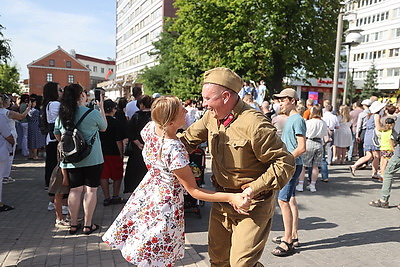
[1,0,116,80]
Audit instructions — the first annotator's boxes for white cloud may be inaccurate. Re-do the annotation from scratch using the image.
[2,0,115,79]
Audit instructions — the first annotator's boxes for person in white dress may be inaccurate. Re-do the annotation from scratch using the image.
[296,105,328,192]
[102,96,250,267]
[333,105,353,164]
[0,95,31,183]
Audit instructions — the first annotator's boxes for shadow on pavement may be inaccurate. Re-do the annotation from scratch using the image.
[299,226,400,251]
[271,215,338,232]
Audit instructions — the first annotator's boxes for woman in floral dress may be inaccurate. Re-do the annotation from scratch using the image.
[103,96,250,266]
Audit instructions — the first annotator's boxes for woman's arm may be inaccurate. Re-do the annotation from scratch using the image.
[173,165,250,213]
[8,102,32,120]
[96,96,107,132]
[133,139,143,150]
[374,114,383,131]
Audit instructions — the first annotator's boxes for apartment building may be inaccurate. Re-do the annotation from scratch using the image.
[114,0,175,95]
[347,0,400,93]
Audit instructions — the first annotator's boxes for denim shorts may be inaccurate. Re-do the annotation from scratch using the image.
[278,165,303,202]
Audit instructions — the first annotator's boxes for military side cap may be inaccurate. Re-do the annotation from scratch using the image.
[203,67,243,93]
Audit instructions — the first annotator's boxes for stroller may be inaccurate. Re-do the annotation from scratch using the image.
[184,148,206,218]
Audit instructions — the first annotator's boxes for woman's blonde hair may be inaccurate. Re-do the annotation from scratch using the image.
[310,104,323,119]
[151,95,181,128]
[339,105,351,122]
[151,96,181,159]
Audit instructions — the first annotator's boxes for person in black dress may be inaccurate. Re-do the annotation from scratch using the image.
[114,97,128,140]
[124,95,153,193]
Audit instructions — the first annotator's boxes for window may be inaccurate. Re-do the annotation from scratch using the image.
[394,8,400,18]
[68,74,74,83]
[93,66,98,72]
[49,59,55,67]
[46,73,53,82]
[392,28,400,38]
[101,68,104,73]
[389,48,400,57]
[66,61,71,68]
[387,68,400,77]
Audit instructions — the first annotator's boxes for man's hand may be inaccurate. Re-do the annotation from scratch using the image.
[229,193,251,215]
[241,183,254,199]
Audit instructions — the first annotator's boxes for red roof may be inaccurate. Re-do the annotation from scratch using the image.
[75,54,115,65]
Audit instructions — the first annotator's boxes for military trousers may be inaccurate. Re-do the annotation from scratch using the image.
[208,193,275,267]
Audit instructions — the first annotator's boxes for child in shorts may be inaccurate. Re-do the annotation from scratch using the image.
[378,117,396,181]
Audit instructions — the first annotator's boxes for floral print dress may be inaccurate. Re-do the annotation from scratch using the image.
[102,121,189,266]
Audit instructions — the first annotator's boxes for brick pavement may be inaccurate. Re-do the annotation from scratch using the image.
[1,153,400,266]
[0,153,208,267]
[185,158,400,266]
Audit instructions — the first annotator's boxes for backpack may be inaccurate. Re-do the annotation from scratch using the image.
[39,104,55,139]
[60,109,94,163]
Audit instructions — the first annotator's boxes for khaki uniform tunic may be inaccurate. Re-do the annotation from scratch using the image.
[180,99,295,266]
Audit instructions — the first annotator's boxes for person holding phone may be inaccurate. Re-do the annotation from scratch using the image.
[54,84,107,235]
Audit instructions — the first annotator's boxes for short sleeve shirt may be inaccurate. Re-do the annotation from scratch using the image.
[281,113,306,165]
[99,116,124,155]
[0,113,13,161]
[54,106,107,168]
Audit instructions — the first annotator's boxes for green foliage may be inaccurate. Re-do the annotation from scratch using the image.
[0,23,12,64]
[347,70,357,104]
[0,64,21,94]
[359,62,380,99]
[139,0,341,98]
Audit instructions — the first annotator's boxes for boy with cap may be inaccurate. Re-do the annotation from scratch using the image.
[271,88,306,256]
[99,99,125,206]
[179,67,295,266]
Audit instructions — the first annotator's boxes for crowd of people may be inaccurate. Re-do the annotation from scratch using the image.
[1,67,399,265]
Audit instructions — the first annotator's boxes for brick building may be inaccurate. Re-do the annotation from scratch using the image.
[27,46,90,95]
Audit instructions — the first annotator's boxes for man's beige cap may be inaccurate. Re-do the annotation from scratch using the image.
[273,88,299,101]
[203,67,243,93]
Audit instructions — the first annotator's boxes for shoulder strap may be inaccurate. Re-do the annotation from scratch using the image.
[75,109,93,128]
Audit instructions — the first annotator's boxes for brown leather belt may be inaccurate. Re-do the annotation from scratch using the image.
[216,187,273,200]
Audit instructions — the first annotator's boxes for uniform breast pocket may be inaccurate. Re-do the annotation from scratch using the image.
[224,140,249,169]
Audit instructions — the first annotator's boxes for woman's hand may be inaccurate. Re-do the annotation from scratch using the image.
[229,193,251,215]
[133,140,144,150]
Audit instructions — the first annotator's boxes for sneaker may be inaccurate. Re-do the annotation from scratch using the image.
[62,205,69,215]
[296,184,304,192]
[55,219,70,228]
[308,184,317,192]
[2,177,15,184]
[47,202,55,211]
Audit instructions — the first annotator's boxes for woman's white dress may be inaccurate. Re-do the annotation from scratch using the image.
[334,116,352,148]
[102,121,189,266]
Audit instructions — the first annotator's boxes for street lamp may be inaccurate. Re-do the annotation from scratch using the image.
[332,12,344,112]
[342,28,363,105]
[332,0,358,111]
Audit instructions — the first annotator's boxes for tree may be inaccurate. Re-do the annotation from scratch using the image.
[0,23,19,94]
[0,23,12,64]
[138,21,181,97]
[140,0,341,98]
[359,62,380,99]
[0,64,21,94]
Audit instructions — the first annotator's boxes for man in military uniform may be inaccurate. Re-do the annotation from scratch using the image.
[179,67,295,267]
